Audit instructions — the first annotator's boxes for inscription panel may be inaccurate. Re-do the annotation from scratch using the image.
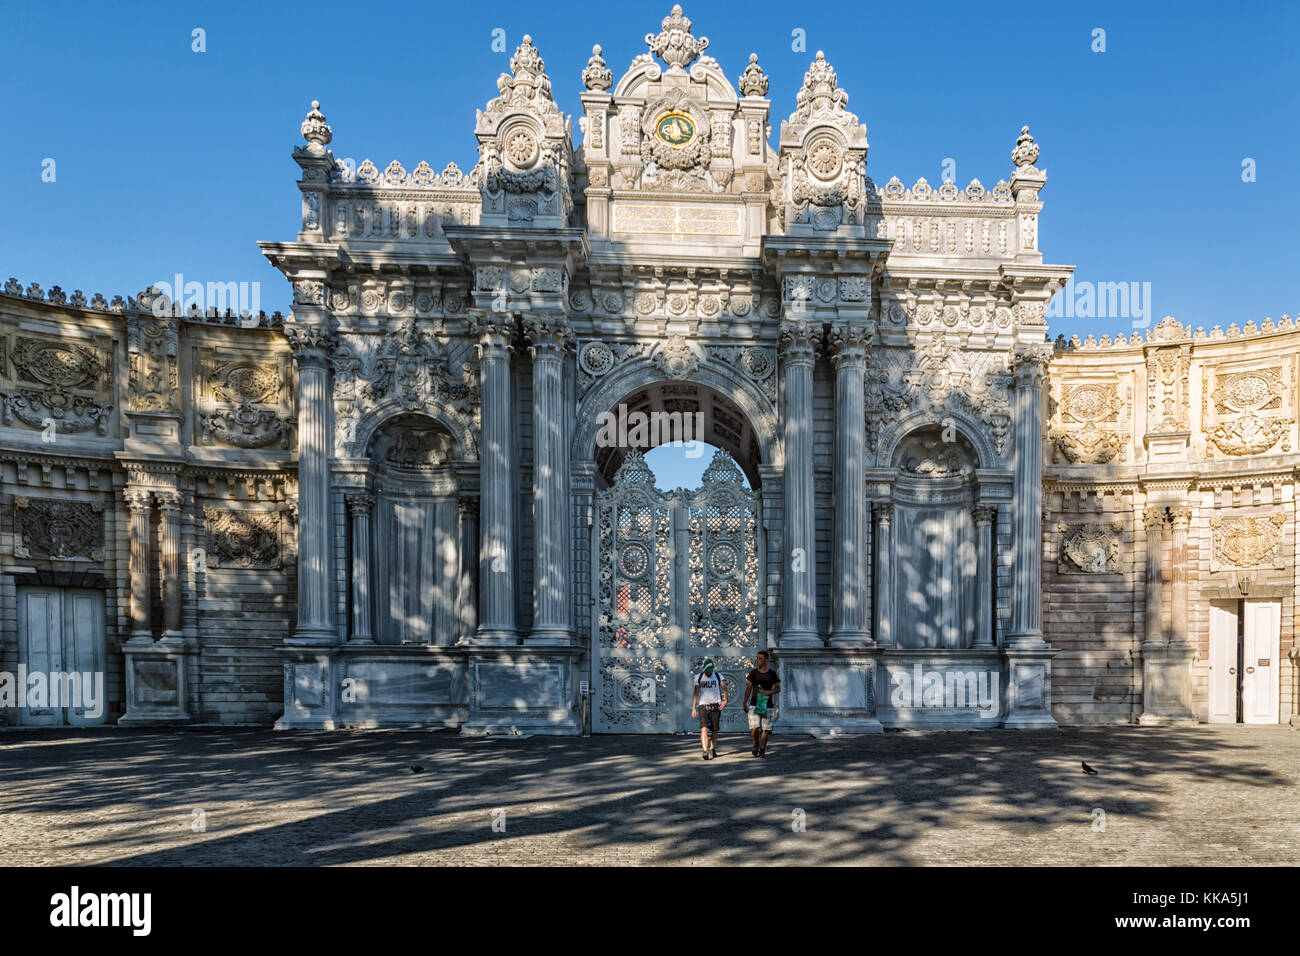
[612,201,743,240]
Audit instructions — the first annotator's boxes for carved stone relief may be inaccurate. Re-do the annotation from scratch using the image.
[1,335,112,436]
[1058,521,1123,573]
[13,497,104,561]
[1209,513,1287,570]
[203,507,282,569]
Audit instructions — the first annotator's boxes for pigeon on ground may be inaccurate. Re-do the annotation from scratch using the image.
[1081,761,1098,775]
[408,765,425,774]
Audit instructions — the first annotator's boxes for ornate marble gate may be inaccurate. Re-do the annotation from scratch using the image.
[592,450,761,733]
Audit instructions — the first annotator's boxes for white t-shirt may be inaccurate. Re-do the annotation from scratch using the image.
[695,671,723,706]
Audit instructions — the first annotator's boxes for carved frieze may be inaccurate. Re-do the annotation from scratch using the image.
[13,496,104,561]
[331,319,479,457]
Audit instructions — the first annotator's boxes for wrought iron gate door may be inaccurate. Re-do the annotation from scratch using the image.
[593,450,761,733]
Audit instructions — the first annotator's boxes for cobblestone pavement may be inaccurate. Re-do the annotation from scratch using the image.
[0,725,1296,866]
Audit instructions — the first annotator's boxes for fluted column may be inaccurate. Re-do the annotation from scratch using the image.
[1144,506,1168,646]
[973,504,996,647]
[873,502,894,647]
[828,323,871,647]
[155,490,184,640]
[346,493,374,643]
[475,318,518,644]
[1007,343,1051,648]
[285,324,336,643]
[779,321,821,647]
[524,316,574,645]
[125,487,153,643]
[1169,506,1191,647]
[457,498,479,644]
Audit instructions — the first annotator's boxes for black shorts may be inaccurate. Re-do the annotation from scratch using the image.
[698,703,721,732]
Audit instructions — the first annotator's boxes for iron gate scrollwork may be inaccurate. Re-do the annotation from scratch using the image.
[593,449,761,733]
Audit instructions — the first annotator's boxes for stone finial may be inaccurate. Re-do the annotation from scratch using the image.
[1012,125,1039,168]
[582,44,613,91]
[301,100,332,150]
[646,4,708,70]
[790,51,854,126]
[738,52,768,97]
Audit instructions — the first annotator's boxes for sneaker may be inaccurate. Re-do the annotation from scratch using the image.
[702,751,710,760]
[709,748,717,759]
[759,748,767,757]
[752,745,760,757]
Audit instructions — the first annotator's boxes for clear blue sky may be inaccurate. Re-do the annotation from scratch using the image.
[2,0,1295,343]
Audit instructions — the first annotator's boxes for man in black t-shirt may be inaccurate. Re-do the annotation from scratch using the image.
[743,650,780,757]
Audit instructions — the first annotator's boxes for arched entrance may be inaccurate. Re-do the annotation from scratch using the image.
[583,380,769,734]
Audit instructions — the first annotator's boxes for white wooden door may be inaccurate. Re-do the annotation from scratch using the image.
[1207,602,1238,724]
[1241,599,1281,724]
[16,587,107,726]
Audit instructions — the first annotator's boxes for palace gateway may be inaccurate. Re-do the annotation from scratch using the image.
[2,7,1296,733]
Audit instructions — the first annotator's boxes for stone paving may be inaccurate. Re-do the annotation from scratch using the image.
[0,725,1296,866]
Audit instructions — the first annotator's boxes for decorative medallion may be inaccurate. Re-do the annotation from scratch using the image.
[654,111,697,149]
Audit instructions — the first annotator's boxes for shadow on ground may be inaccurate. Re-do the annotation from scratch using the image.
[0,725,1295,865]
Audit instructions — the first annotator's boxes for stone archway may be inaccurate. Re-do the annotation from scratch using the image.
[574,365,774,734]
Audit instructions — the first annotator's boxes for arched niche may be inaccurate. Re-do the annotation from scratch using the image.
[887,425,982,650]
[573,358,780,488]
[366,413,464,645]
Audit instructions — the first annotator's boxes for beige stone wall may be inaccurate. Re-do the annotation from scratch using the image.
[1046,316,1300,725]
[0,290,298,725]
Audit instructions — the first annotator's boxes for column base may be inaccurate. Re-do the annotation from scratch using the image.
[828,629,873,649]
[473,629,520,646]
[286,626,338,645]
[1001,645,1058,729]
[1136,642,1197,725]
[778,630,823,649]
[524,627,574,647]
[119,638,195,726]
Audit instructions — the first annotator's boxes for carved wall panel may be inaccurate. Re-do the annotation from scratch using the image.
[1202,364,1293,458]
[203,507,283,569]
[1058,521,1123,573]
[1209,513,1287,570]
[195,349,293,449]
[1049,380,1128,463]
[12,496,104,561]
[0,333,113,436]
[126,315,180,412]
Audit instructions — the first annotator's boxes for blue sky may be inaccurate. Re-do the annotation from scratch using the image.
[2,0,1294,334]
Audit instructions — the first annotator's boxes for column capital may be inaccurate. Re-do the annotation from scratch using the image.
[154,490,184,513]
[345,492,374,513]
[825,323,871,368]
[458,496,480,518]
[779,320,821,367]
[282,322,336,362]
[1144,506,1169,530]
[523,313,574,359]
[1011,341,1053,386]
[470,311,517,359]
[1169,506,1192,530]
[973,503,997,526]
[124,487,153,513]
[873,500,893,523]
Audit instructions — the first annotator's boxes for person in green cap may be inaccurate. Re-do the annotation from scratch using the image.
[690,658,728,760]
